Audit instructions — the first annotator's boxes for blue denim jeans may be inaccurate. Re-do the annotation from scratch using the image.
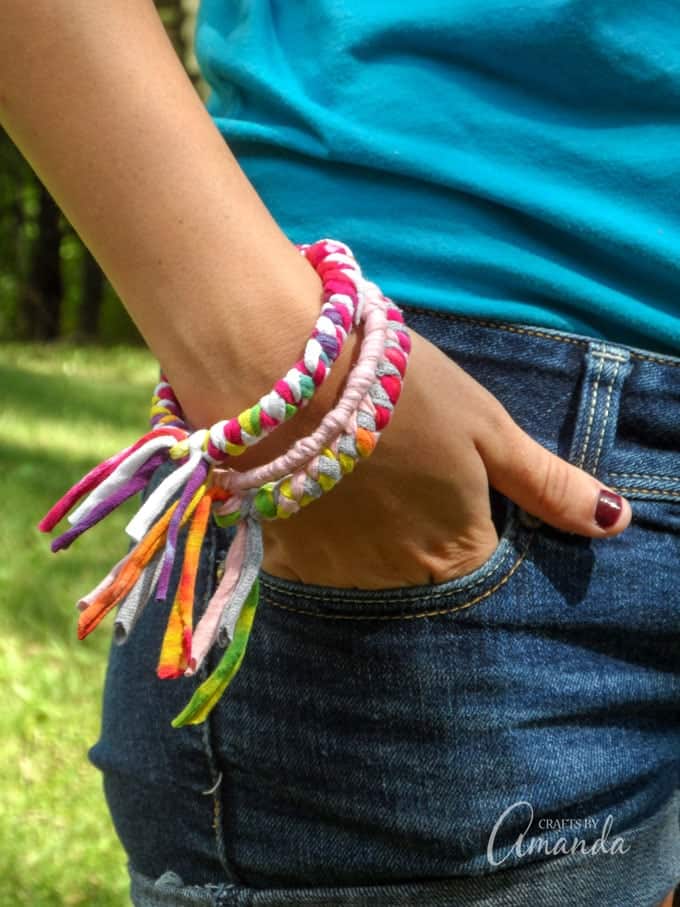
[89,309,680,906]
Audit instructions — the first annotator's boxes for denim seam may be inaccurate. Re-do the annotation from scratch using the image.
[201,715,231,880]
[609,471,680,481]
[258,505,530,607]
[261,540,509,605]
[575,351,605,470]
[591,350,629,363]
[197,528,242,886]
[400,306,680,367]
[608,487,680,499]
[592,355,622,474]
[262,529,535,621]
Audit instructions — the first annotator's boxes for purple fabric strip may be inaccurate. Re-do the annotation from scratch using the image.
[51,451,168,552]
[325,309,344,327]
[155,457,209,601]
[317,333,339,359]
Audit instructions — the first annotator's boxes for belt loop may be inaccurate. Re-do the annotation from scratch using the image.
[568,341,632,479]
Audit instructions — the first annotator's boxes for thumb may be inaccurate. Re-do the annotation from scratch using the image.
[477,411,632,538]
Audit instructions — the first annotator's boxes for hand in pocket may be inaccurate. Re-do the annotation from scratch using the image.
[254,329,632,589]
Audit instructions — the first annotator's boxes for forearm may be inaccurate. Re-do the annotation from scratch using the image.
[0,0,353,463]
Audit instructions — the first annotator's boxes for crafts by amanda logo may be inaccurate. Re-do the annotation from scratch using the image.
[486,800,631,867]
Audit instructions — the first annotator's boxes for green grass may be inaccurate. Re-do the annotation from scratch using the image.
[0,342,158,906]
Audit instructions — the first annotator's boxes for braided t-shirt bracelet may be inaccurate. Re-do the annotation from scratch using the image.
[40,240,364,542]
[39,239,411,726]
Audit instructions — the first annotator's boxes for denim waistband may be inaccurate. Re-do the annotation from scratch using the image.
[399,307,680,501]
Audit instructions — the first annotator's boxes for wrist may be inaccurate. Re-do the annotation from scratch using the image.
[162,240,326,431]
[161,240,365,472]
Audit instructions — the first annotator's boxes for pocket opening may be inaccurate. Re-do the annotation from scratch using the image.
[257,494,537,620]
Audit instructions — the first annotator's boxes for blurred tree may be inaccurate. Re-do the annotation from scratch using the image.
[0,133,31,337]
[0,0,207,343]
[20,181,63,340]
[78,244,106,340]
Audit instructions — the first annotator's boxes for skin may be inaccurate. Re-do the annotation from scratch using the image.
[3,2,669,899]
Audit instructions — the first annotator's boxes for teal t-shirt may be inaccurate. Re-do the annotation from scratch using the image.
[195,1,680,356]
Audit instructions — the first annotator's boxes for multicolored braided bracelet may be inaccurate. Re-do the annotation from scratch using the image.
[40,238,365,550]
[39,239,411,726]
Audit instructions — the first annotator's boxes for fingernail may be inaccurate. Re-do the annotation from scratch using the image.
[595,489,624,529]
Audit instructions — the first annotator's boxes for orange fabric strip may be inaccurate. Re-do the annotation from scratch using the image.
[157,492,212,679]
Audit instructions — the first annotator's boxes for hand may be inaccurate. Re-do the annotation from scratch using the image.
[251,328,632,589]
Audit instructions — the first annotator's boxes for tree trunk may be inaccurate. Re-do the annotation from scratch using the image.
[21,180,63,340]
[79,245,105,339]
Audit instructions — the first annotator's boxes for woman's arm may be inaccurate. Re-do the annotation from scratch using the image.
[1,0,630,588]
[0,0,347,458]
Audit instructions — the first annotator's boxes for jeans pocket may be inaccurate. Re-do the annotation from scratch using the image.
[256,489,539,621]
[209,490,543,889]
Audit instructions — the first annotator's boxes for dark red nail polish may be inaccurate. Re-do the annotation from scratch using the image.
[595,490,624,529]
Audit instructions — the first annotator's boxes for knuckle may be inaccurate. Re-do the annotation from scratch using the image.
[536,454,572,515]
[420,528,499,584]
[468,388,530,468]
[478,395,515,440]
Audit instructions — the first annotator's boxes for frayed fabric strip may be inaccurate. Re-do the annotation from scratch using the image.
[157,492,214,678]
[77,554,128,613]
[114,554,165,645]
[171,577,261,728]
[68,433,181,527]
[39,239,411,726]
[184,520,249,677]
[127,446,204,546]
[217,516,263,648]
